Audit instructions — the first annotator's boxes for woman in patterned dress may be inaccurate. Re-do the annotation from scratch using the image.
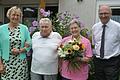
[0,6,31,80]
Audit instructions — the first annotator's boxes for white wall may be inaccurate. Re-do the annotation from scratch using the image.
[59,0,96,29]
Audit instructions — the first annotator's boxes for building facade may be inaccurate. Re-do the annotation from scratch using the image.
[0,0,120,28]
[0,0,58,27]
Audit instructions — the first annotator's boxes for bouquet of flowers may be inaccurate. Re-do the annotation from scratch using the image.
[58,38,85,71]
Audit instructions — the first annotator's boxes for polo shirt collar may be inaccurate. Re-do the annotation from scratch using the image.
[39,31,53,39]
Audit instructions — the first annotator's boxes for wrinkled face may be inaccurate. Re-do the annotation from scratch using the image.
[9,11,21,24]
[70,23,80,38]
[99,6,112,24]
[40,22,52,37]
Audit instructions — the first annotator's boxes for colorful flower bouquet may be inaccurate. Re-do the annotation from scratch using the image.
[58,38,85,71]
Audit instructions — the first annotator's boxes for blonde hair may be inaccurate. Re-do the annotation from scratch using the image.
[6,6,22,18]
[39,18,52,27]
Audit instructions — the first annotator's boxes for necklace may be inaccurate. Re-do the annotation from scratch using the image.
[8,23,18,31]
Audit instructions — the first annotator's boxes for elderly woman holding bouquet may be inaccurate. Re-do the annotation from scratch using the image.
[58,19,93,80]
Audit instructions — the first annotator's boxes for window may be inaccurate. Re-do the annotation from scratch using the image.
[4,7,10,23]
[46,6,58,19]
[111,8,120,23]
[22,7,38,28]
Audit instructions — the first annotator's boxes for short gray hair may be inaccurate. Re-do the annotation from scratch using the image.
[6,6,23,18]
[39,18,52,27]
[69,19,81,27]
[99,4,112,14]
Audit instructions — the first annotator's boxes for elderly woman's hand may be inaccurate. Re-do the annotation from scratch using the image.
[0,61,5,74]
[19,42,30,53]
[81,57,92,63]
[24,42,30,48]
[11,48,20,55]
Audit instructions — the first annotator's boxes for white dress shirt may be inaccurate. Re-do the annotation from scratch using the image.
[92,19,120,59]
[31,31,62,75]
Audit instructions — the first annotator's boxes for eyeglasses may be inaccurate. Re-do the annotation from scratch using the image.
[99,13,110,16]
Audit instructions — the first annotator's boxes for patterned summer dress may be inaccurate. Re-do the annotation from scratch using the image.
[1,26,29,80]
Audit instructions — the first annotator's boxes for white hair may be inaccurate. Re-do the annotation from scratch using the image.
[39,18,52,27]
[69,19,81,27]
